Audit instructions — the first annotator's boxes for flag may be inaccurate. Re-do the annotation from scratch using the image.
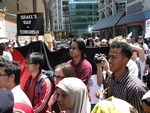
[12,41,70,89]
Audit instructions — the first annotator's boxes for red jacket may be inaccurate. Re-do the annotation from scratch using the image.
[24,73,53,113]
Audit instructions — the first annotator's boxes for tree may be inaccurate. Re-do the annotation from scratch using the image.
[49,0,54,32]
[43,0,50,31]
[42,0,54,32]
[32,0,37,12]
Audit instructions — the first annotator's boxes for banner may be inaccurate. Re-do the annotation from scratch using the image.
[17,13,44,36]
[13,41,110,88]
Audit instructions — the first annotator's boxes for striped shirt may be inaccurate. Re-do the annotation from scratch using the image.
[106,68,148,113]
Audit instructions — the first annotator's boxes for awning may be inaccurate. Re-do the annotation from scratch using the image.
[117,9,150,26]
[92,11,125,31]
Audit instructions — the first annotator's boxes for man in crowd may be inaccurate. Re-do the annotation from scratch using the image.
[24,52,53,113]
[95,42,148,113]
[0,61,32,107]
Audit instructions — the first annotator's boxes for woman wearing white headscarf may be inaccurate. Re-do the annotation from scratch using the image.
[56,77,91,113]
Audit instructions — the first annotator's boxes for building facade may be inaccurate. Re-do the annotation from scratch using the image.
[92,0,126,39]
[69,1,99,38]
[0,0,44,41]
[92,0,150,39]
[53,0,71,40]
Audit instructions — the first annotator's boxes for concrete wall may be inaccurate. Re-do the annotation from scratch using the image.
[0,0,44,15]
[143,0,150,11]
[5,19,16,40]
[0,11,6,38]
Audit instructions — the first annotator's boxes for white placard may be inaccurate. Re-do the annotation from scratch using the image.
[145,19,150,38]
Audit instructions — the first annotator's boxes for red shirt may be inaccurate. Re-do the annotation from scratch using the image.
[67,59,92,84]
[67,59,92,101]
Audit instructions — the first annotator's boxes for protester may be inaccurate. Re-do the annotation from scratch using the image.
[3,42,13,61]
[15,33,29,46]
[141,90,150,113]
[100,39,109,47]
[94,54,112,87]
[67,37,92,101]
[109,35,139,76]
[24,40,29,46]
[145,55,150,89]
[0,39,13,61]
[0,88,14,113]
[126,36,132,44]
[56,77,91,113]
[15,33,22,47]
[94,36,100,47]
[91,96,138,113]
[0,61,32,107]
[47,63,75,113]
[138,36,149,51]
[130,43,146,81]
[131,37,137,45]
[0,42,9,61]
[86,38,95,48]
[23,52,53,113]
[95,36,139,87]
[8,40,16,52]
[95,41,148,113]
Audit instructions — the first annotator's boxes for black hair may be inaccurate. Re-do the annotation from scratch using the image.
[69,38,86,59]
[86,38,94,46]
[27,52,44,70]
[146,55,150,65]
[0,61,21,85]
[110,42,132,59]
[0,43,5,55]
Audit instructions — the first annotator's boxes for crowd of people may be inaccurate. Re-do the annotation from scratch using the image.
[0,34,150,113]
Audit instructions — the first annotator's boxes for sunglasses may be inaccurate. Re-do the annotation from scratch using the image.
[69,47,78,50]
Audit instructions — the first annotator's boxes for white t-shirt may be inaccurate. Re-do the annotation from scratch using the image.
[11,85,32,107]
[89,74,101,104]
[126,59,138,77]
[3,51,13,61]
[136,58,145,81]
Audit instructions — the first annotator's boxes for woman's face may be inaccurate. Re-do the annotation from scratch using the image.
[69,42,81,58]
[57,88,71,111]
[54,68,65,85]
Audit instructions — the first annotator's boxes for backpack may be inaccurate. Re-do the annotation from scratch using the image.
[24,70,55,107]
[41,70,60,113]
[37,69,55,97]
